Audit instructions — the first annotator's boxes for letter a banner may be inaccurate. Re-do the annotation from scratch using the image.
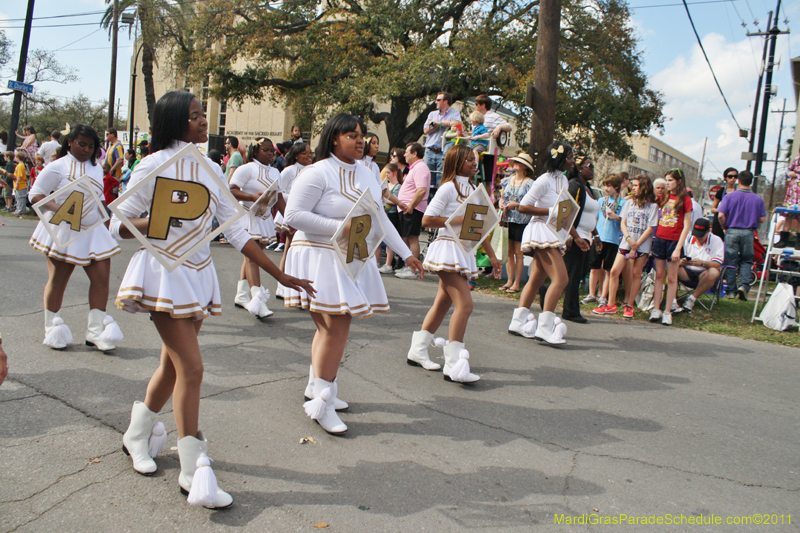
[108,143,246,272]
[545,185,580,245]
[33,175,109,248]
[331,189,387,281]
[445,184,501,257]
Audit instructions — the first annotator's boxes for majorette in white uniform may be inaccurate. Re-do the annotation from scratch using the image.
[274,162,305,233]
[282,154,412,318]
[29,152,121,265]
[519,170,568,252]
[29,152,123,352]
[229,160,280,245]
[422,176,478,279]
[111,142,252,320]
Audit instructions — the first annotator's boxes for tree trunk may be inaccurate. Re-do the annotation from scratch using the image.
[529,0,561,175]
[141,44,157,125]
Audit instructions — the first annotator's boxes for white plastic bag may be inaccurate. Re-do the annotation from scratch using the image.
[759,283,798,331]
[636,270,655,311]
[490,225,508,265]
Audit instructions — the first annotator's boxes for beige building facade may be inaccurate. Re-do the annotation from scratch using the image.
[595,134,700,186]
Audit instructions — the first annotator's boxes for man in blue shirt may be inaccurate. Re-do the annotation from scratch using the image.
[422,92,461,192]
[718,170,767,300]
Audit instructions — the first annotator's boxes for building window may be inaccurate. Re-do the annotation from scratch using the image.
[650,147,657,162]
[218,100,227,137]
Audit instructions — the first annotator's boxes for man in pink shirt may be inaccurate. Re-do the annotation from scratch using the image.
[395,142,431,279]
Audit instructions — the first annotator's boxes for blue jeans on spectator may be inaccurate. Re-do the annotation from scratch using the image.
[724,228,754,292]
[14,188,28,215]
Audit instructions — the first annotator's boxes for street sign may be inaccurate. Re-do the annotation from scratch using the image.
[709,185,722,201]
[7,80,33,94]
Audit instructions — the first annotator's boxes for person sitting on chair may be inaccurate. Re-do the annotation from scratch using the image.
[679,218,723,312]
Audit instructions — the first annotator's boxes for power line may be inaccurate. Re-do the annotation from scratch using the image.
[53,29,102,52]
[681,0,744,130]
[631,0,739,9]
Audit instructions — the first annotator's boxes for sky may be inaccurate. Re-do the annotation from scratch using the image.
[1,0,799,184]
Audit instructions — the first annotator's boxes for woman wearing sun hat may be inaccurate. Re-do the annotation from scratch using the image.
[498,152,535,293]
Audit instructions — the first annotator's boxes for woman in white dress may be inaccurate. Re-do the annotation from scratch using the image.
[28,124,122,352]
[229,137,283,318]
[274,142,312,299]
[283,114,423,435]
[111,91,314,508]
[406,145,501,382]
[506,142,587,345]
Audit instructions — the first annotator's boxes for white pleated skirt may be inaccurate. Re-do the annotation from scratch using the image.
[274,212,288,233]
[116,249,221,320]
[283,235,389,318]
[243,213,277,245]
[423,236,478,280]
[29,221,121,266]
[520,220,562,252]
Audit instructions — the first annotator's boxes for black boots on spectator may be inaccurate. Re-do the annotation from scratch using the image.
[775,231,792,248]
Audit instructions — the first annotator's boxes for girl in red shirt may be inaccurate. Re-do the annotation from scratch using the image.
[649,169,692,325]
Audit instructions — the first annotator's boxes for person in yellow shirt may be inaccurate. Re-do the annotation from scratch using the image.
[12,151,29,215]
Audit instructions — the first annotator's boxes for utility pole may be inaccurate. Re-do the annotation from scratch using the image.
[745,12,772,174]
[768,99,795,209]
[752,0,789,193]
[107,0,120,132]
[8,0,36,150]
[698,137,707,181]
[528,0,561,174]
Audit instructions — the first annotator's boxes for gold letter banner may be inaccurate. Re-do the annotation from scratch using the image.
[444,184,501,257]
[332,189,387,281]
[108,143,246,272]
[33,174,109,248]
[545,185,580,245]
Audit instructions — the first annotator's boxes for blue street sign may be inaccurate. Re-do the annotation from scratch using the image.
[7,80,34,94]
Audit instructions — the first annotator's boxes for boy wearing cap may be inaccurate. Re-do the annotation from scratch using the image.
[679,217,724,312]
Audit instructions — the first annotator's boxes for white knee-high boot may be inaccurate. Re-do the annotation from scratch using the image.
[442,341,480,383]
[178,431,233,509]
[534,311,567,345]
[246,286,274,318]
[234,280,250,308]
[85,309,121,352]
[43,310,72,350]
[304,365,348,411]
[508,307,536,338]
[303,378,347,435]
[406,330,443,370]
[122,401,166,475]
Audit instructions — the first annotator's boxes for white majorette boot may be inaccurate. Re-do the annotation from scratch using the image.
[178,431,233,509]
[304,365,348,411]
[275,284,285,300]
[508,307,537,338]
[233,280,250,308]
[122,401,167,475]
[406,330,443,370]
[246,286,274,318]
[303,378,347,435]
[533,311,567,345]
[442,341,480,383]
[85,309,122,352]
[43,309,72,350]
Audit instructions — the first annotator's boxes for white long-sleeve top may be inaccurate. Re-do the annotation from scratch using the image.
[520,171,568,223]
[284,154,412,259]
[229,160,280,217]
[109,142,252,261]
[29,152,106,227]
[279,163,306,198]
[424,176,474,239]
[359,156,386,191]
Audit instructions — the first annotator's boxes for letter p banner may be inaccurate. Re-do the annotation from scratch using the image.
[557,200,573,231]
[147,177,210,240]
[346,214,372,263]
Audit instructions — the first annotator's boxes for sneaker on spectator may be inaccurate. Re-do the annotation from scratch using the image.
[580,295,597,305]
[378,264,393,274]
[592,304,617,315]
[683,295,696,313]
[671,301,683,314]
[266,241,279,251]
[275,243,285,252]
[649,309,662,322]
[661,312,672,325]
[395,267,418,279]
[598,297,608,308]
[737,286,748,301]
[623,305,634,318]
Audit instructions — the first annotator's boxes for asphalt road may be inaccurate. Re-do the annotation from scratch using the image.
[0,215,798,532]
